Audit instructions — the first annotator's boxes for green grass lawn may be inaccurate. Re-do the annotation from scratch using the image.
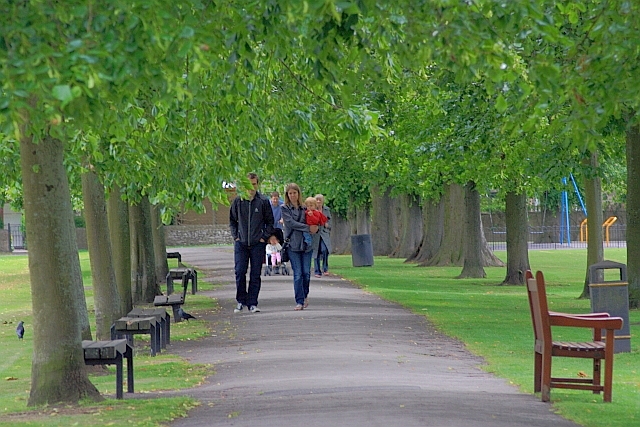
[0,252,216,427]
[2,247,639,427]
[331,248,639,427]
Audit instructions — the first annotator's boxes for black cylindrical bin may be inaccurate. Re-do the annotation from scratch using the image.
[351,234,374,267]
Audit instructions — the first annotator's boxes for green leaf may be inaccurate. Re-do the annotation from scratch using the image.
[495,94,507,113]
[52,85,73,103]
[180,26,195,38]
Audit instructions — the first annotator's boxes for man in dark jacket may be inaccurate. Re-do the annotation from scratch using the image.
[229,173,275,313]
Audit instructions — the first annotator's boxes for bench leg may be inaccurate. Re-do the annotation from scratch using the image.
[149,324,157,357]
[159,317,167,349]
[191,270,197,295]
[172,305,181,323]
[166,272,174,295]
[166,313,171,344]
[115,355,124,399]
[126,344,134,393]
[154,323,161,355]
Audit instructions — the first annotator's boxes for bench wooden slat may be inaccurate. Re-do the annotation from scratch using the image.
[115,316,157,331]
[82,339,127,359]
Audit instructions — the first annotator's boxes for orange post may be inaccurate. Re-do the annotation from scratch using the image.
[580,218,588,242]
[602,216,618,246]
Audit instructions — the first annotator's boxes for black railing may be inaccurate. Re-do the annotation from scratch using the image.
[485,225,627,251]
[7,224,26,250]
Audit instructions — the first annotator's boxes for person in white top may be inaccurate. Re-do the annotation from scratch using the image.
[266,234,282,269]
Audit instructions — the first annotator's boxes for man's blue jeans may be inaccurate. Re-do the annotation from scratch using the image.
[234,241,266,307]
[289,249,312,305]
[314,238,329,275]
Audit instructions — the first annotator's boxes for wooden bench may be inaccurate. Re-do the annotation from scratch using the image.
[166,251,183,266]
[82,339,134,399]
[154,294,186,324]
[128,308,170,348]
[111,316,161,356]
[155,270,192,322]
[525,270,623,402]
[166,267,197,295]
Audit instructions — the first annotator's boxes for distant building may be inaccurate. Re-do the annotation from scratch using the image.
[173,189,236,227]
[3,204,22,228]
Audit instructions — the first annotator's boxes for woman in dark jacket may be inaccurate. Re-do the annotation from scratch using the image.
[282,183,318,310]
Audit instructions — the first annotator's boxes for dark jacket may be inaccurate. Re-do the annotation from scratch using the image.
[282,204,312,252]
[312,205,332,257]
[229,192,275,245]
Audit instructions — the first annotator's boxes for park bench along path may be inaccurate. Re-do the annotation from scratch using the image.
[167,246,580,427]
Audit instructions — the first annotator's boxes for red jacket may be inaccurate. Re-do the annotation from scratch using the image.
[305,209,328,226]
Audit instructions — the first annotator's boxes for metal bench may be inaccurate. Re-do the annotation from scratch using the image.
[82,339,134,399]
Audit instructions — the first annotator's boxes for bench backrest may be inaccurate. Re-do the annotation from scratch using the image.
[181,270,191,300]
[525,270,552,350]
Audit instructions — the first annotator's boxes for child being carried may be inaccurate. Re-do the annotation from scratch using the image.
[303,196,328,247]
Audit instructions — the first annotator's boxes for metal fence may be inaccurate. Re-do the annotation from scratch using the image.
[7,224,26,250]
[485,224,627,251]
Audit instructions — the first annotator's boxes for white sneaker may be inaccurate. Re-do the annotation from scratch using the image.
[234,303,244,313]
[249,305,261,313]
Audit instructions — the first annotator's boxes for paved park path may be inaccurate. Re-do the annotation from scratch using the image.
[166,245,580,427]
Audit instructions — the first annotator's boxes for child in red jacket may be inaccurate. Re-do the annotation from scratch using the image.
[303,197,328,247]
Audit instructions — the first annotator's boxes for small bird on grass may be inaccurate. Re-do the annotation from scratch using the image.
[16,321,24,340]
[177,307,196,321]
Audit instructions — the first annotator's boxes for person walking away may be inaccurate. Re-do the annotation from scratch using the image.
[229,173,275,313]
[313,194,332,277]
[270,191,284,230]
[282,183,318,310]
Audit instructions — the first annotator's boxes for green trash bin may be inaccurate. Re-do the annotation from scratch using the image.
[588,260,630,353]
[351,234,374,267]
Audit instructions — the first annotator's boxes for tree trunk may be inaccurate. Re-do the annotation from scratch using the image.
[129,195,159,304]
[501,191,530,285]
[355,205,371,235]
[424,183,465,266]
[391,193,423,259]
[580,152,605,298]
[107,186,132,315]
[331,212,351,255]
[151,203,169,282]
[626,124,640,308]
[370,186,396,256]
[458,181,486,278]
[410,195,444,264]
[82,171,121,340]
[20,131,101,406]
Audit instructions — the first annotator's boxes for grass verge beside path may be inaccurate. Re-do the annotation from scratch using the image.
[0,252,215,427]
[331,248,639,427]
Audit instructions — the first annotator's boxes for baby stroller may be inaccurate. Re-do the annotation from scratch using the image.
[264,228,290,276]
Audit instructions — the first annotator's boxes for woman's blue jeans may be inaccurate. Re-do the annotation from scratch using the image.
[289,249,312,305]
